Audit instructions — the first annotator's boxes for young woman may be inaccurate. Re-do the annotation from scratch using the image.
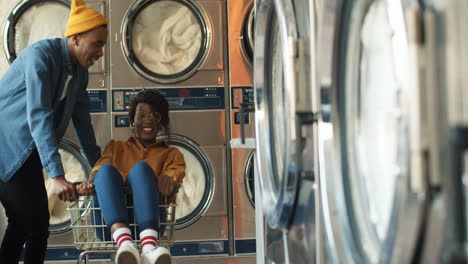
[77,90,185,264]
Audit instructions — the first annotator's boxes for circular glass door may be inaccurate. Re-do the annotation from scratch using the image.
[244,151,255,207]
[43,140,90,234]
[122,0,210,84]
[345,0,404,245]
[254,0,299,229]
[241,4,255,66]
[3,0,70,63]
[319,0,423,262]
[344,1,404,258]
[157,135,215,229]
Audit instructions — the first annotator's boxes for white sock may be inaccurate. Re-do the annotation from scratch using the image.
[139,228,158,254]
[113,227,134,248]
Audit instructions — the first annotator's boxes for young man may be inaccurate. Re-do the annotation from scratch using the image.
[0,0,107,263]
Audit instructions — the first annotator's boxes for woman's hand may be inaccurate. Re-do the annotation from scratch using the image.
[157,174,175,196]
[76,170,97,195]
[76,180,95,195]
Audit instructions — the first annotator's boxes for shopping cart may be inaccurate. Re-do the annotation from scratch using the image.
[67,187,177,264]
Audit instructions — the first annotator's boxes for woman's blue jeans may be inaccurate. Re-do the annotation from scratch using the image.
[92,162,166,240]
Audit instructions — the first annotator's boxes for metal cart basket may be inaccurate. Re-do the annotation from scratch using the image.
[67,193,176,264]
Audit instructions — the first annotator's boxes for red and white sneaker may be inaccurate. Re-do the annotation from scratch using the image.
[141,247,172,264]
[116,243,141,264]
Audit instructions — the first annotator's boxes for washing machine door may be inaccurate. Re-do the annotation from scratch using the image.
[157,134,215,229]
[254,0,298,230]
[0,139,89,238]
[121,0,211,84]
[3,0,70,63]
[241,4,255,67]
[244,151,255,208]
[318,0,429,263]
[43,139,90,234]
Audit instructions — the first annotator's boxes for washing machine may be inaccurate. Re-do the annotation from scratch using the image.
[111,87,229,257]
[254,0,317,263]
[109,0,225,87]
[0,0,111,261]
[230,148,255,255]
[227,0,256,256]
[108,0,229,257]
[314,0,459,263]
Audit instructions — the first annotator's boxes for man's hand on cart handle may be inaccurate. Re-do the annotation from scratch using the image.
[54,175,78,201]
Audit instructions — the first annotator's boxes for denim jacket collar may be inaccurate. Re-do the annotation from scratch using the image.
[61,38,74,75]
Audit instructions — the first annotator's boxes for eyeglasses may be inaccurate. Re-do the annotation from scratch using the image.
[135,111,162,122]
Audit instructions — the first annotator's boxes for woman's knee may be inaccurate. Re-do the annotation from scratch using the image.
[94,164,120,184]
[128,162,155,179]
[98,163,118,174]
[127,162,157,188]
[130,161,152,172]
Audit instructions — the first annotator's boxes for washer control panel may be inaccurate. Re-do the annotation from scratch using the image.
[113,87,225,111]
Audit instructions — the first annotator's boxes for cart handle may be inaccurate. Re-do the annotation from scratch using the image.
[74,182,181,199]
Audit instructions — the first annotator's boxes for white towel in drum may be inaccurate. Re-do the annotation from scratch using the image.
[14,3,69,55]
[132,3,202,75]
[43,149,86,225]
[174,147,205,220]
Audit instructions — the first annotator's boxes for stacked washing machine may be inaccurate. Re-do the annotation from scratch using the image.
[227,0,256,257]
[253,0,318,263]
[252,0,468,263]
[0,0,111,261]
[314,0,468,263]
[108,0,232,258]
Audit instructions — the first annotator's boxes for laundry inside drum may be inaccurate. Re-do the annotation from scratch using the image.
[348,0,407,242]
[14,2,69,55]
[174,146,206,222]
[132,0,202,75]
[43,148,87,231]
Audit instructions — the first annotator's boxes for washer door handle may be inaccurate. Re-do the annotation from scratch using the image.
[295,112,316,182]
[239,101,255,144]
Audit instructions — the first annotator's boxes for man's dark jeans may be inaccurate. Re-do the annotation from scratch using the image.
[0,151,49,264]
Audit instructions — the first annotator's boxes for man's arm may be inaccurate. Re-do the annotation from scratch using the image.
[24,47,77,201]
[24,47,64,178]
[72,81,101,167]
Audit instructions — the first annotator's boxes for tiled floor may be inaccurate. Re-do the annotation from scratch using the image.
[41,255,256,264]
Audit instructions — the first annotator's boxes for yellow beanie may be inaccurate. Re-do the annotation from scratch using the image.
[64,0,108,37]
